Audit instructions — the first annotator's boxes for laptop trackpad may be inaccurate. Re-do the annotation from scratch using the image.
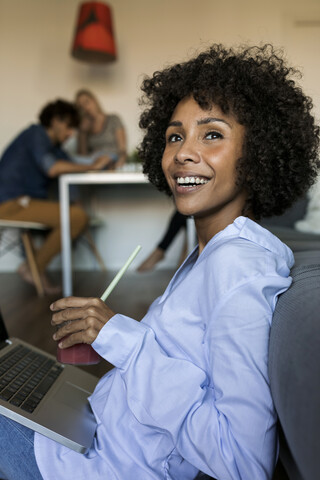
[55,382,91,411]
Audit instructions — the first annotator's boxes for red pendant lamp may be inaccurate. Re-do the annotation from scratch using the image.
[71,2,117,63]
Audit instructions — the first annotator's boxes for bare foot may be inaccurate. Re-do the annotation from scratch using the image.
[18,264,35,284]
[137,248,165,272]
[18,264,62,295]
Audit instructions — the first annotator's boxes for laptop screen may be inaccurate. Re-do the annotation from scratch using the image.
[0,310,9,342]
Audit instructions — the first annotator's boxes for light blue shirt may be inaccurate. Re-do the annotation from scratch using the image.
[34,217,294,480]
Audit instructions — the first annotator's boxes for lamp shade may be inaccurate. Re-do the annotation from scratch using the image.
[71,2,117,63]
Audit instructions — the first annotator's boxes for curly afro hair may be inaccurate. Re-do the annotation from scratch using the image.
[39,99,80,129]
[138,44,320,219]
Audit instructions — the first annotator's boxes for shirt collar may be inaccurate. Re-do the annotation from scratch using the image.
[196,216,294,269]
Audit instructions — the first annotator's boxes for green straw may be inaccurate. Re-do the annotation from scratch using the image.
[100,245,142,302]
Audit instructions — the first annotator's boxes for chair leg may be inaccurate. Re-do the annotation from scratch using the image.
[83,229,107,271]
[20,231,45,297]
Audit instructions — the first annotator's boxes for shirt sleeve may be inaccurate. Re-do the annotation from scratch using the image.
[29,127,55,174]
[31,128,70,174]
[92,275,289,480]
[110,114,123,131]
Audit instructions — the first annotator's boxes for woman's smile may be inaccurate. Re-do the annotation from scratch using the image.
[174,172,211,193]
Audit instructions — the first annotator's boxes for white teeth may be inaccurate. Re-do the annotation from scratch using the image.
[177,176,208,185]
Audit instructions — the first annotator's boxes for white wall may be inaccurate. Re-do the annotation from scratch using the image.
[0,0,319,270]
[1,0,320,152]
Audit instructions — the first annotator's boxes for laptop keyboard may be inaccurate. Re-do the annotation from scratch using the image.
[0,344,63,413]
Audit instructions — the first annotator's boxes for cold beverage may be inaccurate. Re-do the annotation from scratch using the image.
[57,338,101,365]
[56,322,101,365]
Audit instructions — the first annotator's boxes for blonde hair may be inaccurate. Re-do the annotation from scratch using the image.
[75,89,104,113]
[75,88,97,102]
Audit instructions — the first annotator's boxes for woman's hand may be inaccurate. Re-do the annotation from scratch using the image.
[79,114,92,133]
[91,155,113,170]
[51,297,115,349]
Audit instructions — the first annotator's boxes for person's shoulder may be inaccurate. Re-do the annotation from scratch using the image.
[3,124,38,151]
[28,124,48,140]
[109,113,123,127]
[27,124,42,134]
[201,236,267,290]
[13,124,37,141]
[198,217,293,295]
[206,217,292,262]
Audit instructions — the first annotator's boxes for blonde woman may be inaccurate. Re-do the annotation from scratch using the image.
[75,89,127,170]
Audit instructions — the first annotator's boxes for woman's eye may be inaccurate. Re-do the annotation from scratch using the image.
[205,131,223,140]
[167,133,182,143]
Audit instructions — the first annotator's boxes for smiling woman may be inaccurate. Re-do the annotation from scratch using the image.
[162,96,247,249]
[1,44,319,480]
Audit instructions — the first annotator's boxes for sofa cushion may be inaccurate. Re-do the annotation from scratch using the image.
[260,197,320,252]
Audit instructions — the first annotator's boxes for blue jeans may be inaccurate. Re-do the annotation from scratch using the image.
[0,415,43,479]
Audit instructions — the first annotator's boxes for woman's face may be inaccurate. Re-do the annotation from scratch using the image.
[162,96,247,233]
[76,93,100,118]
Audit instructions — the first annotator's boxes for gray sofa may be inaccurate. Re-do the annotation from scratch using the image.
[269,249,320,480]
[264,199,320,475]
[260,197,320,252]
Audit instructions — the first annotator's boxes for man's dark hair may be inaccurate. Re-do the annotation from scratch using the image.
[138,44,320,219]
[39,99,80,129]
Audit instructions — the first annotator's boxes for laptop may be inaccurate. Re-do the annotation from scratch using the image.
[0,309,99,453]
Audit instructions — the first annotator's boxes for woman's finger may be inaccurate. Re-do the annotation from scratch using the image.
[53,315,102,341]
[51,306,100,326]
[50,296,96,311]
[57,329,97,349]
[51,297,113,324]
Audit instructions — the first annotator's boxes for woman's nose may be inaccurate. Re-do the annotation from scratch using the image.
[174,140,200,164]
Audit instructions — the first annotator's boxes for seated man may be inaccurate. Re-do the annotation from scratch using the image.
[0,99,110,294]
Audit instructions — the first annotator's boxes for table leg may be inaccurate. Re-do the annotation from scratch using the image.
[186,217,196,254]
[59,176,72,296]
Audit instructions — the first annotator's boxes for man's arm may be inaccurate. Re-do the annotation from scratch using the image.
[77,115,92,155]
[47,157,111,177]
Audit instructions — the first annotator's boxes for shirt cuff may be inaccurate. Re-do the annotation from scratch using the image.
[91,314,148,369]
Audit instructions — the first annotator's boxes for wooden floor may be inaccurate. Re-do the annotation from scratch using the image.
[0,268,174,378]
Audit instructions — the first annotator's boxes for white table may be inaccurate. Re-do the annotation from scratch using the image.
[59,170,196,296]
[59,171,149,296]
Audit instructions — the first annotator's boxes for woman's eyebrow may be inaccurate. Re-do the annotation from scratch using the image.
[167,118,232,128]
[167,121,182,127]
[198,117,232,128]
